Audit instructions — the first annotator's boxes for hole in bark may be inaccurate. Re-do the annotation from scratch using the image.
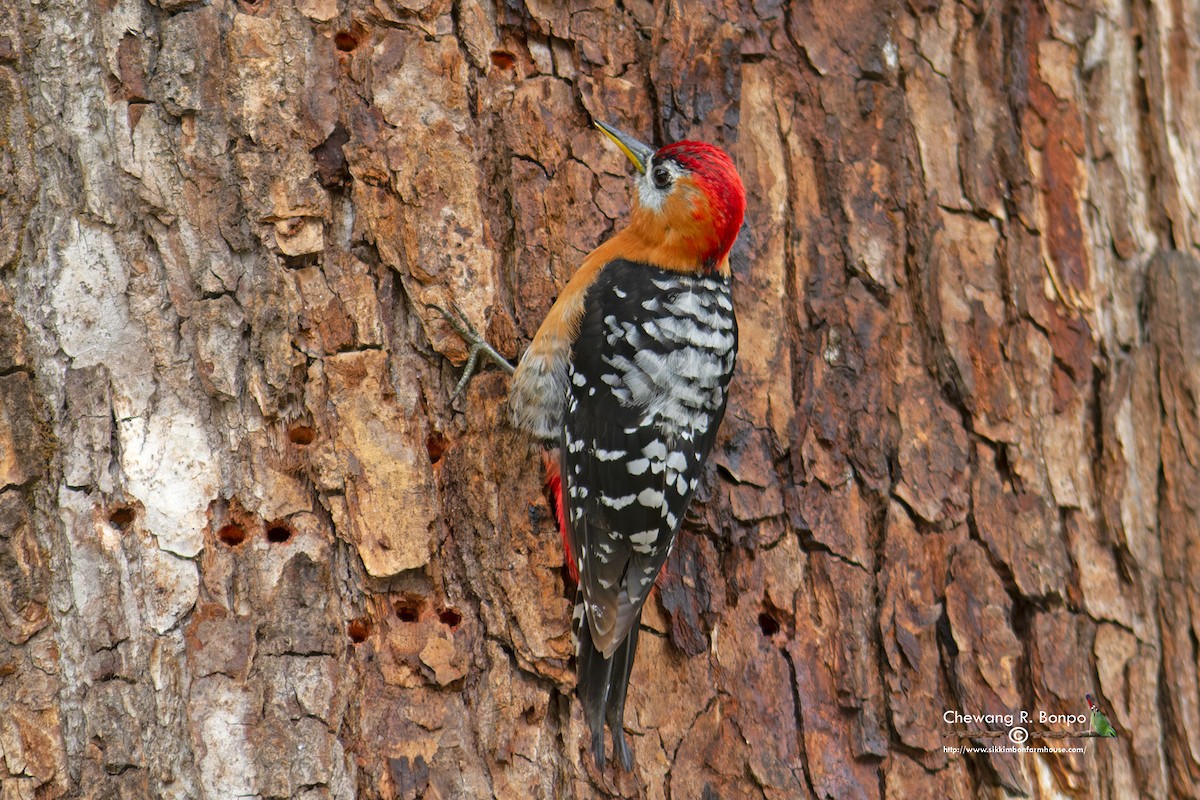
[108,507,135,530]
[288,424,315,445]
[311,122,350,188]
[395,596,424,622]
[758,611,781,637]
[426,432,446,464]
[266,523,293,544]
[438,608,461,628]
[282,252,319,270]
[347,617,370,643]
[334,30,358,51]
[490,51,516,69]
[217,523,247,546]
[523,705,541,724]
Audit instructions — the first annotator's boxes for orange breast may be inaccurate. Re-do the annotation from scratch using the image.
[587,183,731,277]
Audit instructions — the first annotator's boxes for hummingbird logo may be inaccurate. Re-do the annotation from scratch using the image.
[1086,694,1118,738]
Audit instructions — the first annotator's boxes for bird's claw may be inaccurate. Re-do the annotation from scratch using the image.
[428,303,515,400]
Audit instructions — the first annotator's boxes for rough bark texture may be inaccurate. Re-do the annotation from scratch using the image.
[1,0,1199,797]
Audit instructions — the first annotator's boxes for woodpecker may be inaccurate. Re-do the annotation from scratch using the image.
[1086,694,1117,738]
[437,120,745,770]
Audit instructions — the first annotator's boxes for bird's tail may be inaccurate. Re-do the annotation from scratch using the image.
[573,591,642,770]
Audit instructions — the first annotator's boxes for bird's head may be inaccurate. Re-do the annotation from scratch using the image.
[596,120,746,274]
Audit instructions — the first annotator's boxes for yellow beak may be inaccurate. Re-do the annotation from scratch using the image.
[594,120,655,174]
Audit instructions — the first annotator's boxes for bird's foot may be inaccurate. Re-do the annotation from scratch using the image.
[428,304,515,400]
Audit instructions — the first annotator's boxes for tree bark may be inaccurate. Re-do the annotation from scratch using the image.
[2,0,1198,797]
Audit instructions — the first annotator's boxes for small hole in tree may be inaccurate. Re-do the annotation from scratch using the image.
[758,611,781,637]
[490,51,516,70]
[438,608,461,628]
[217,523,247,546]
[108,507,135,530]
[426,432,446,464]
[334,31,358,51]
[347,618,370,643]
[395,596,424,623]
[288,425,315,445]
[266,523,293,544]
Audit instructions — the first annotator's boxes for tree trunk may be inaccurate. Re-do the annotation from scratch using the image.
[2,0,1198,797]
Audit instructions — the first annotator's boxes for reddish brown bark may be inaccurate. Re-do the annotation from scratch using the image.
[2,0,1199,797]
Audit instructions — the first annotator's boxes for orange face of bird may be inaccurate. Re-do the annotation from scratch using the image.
[595,120,746,274]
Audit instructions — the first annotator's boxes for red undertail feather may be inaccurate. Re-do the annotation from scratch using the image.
[541,450,578,581]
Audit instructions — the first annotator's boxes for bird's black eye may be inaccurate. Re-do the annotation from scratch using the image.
[652,164,672,189]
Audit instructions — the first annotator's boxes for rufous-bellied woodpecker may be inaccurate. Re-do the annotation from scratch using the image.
[437,120,745,770]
